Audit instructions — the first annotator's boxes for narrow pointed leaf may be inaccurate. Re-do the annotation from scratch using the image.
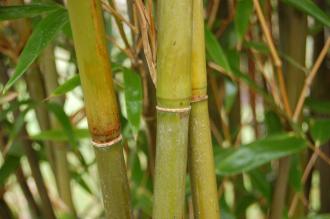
[235,0,253,41]
[282,0,330,27]
[123,68,143,132]
[3,9,69,93]
[205,28,232,74]
[0,154,21,186]
[51,74,81,97]
[31,128,90,141]
[310,119,330,146]
[216,133,307,175]
[46,103,77,148]
[0,3,61,21]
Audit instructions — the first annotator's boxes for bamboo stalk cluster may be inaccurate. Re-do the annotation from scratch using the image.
[67,0,219,218]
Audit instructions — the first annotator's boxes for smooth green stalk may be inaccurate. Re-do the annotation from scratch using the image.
[39,45,75,216]
[67,0,131,218]
[153,0,192,218]
[188,0,220,218]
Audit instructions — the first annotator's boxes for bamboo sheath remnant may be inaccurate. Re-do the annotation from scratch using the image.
[188,0,220,218]
[67,0,131,218]
[152,0,192,218]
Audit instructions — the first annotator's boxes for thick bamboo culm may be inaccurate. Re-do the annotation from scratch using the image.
[188,0,220,218]
[152,0,192,218]
[66,0,131,218]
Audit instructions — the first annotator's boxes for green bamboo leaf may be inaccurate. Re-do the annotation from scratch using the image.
[235,0,253,41]
[282,0,330,27]
[2,141,26,186]
[310,119,330,146]
[51,75,81,97]
[249,170,272,202]
[289,154,303,192]
[46,103,77,148]
[31,128,90,141]
[216,133,307,175]
[265,110,283,135]
[306,98,330,115]
[0,3,61,21]
[243,41,269,54]
[0,154,21,186]
[205,28,232,74]
[123,68,143,133]
[2,9,69,93]
[71,171,93,195]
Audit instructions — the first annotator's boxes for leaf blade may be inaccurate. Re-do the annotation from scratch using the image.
[3,9,69,93]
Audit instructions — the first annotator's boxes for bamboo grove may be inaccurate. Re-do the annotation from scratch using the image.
[0,0,329,219]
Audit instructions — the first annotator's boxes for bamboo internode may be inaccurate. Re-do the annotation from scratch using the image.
[67,0,131,218]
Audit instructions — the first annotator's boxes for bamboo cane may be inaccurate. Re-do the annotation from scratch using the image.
[66,0,131,218]
[152,0,192,218]
[39,45,75,216]
[188,0,220,218]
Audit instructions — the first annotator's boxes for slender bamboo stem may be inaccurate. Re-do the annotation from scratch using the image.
[20,129,57,219]
[66,0,131,218]
[16,167,41,218]
[270,4,307,219]
[253,0,292,117]
[153,0,192,218]
[39,44,76,216]
[188,0,220,218]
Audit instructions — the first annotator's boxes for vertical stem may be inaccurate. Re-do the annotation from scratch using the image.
[153,0,192,218]
[20,129,56,219]
[39,45,75,216]
[16,167,41,218]
[270,3,307,219]
[66,0,131,218]
[188,0,220,218]
[311,0,330,212]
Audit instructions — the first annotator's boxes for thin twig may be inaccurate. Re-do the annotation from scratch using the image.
[135,0,157,85]
[101,0,138,33]
[253,0,292,117]
[293,38,330,122]
[207,0,220,28]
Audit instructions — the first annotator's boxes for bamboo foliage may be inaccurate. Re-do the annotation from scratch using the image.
[152,0,192,218]
[66,0,130,218]
[189,0,220,218]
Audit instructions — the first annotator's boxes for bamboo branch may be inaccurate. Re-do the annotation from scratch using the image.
[253,0,292,117]
[293,38,330,122]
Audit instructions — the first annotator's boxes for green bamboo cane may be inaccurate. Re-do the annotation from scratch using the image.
[153,0,192,218]
[188,0,220,218]
[39,45,75,216]
[66,1,130,218]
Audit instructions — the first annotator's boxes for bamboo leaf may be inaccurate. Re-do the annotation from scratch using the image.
[235,0,253,41]
[2,9,69,93]
[306,98,330,115]
[123,68,143,133]
[282,0,330,27]
[31,128,89,141]
[216,133,307,175]
[205,28,232,74]
[0,154,21,186]
[310,119,330,146]
[51,74,80,97]
[0,3,61,21]
[71,171,93,195]
[243,41,269,54]
[46,103,77,148]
